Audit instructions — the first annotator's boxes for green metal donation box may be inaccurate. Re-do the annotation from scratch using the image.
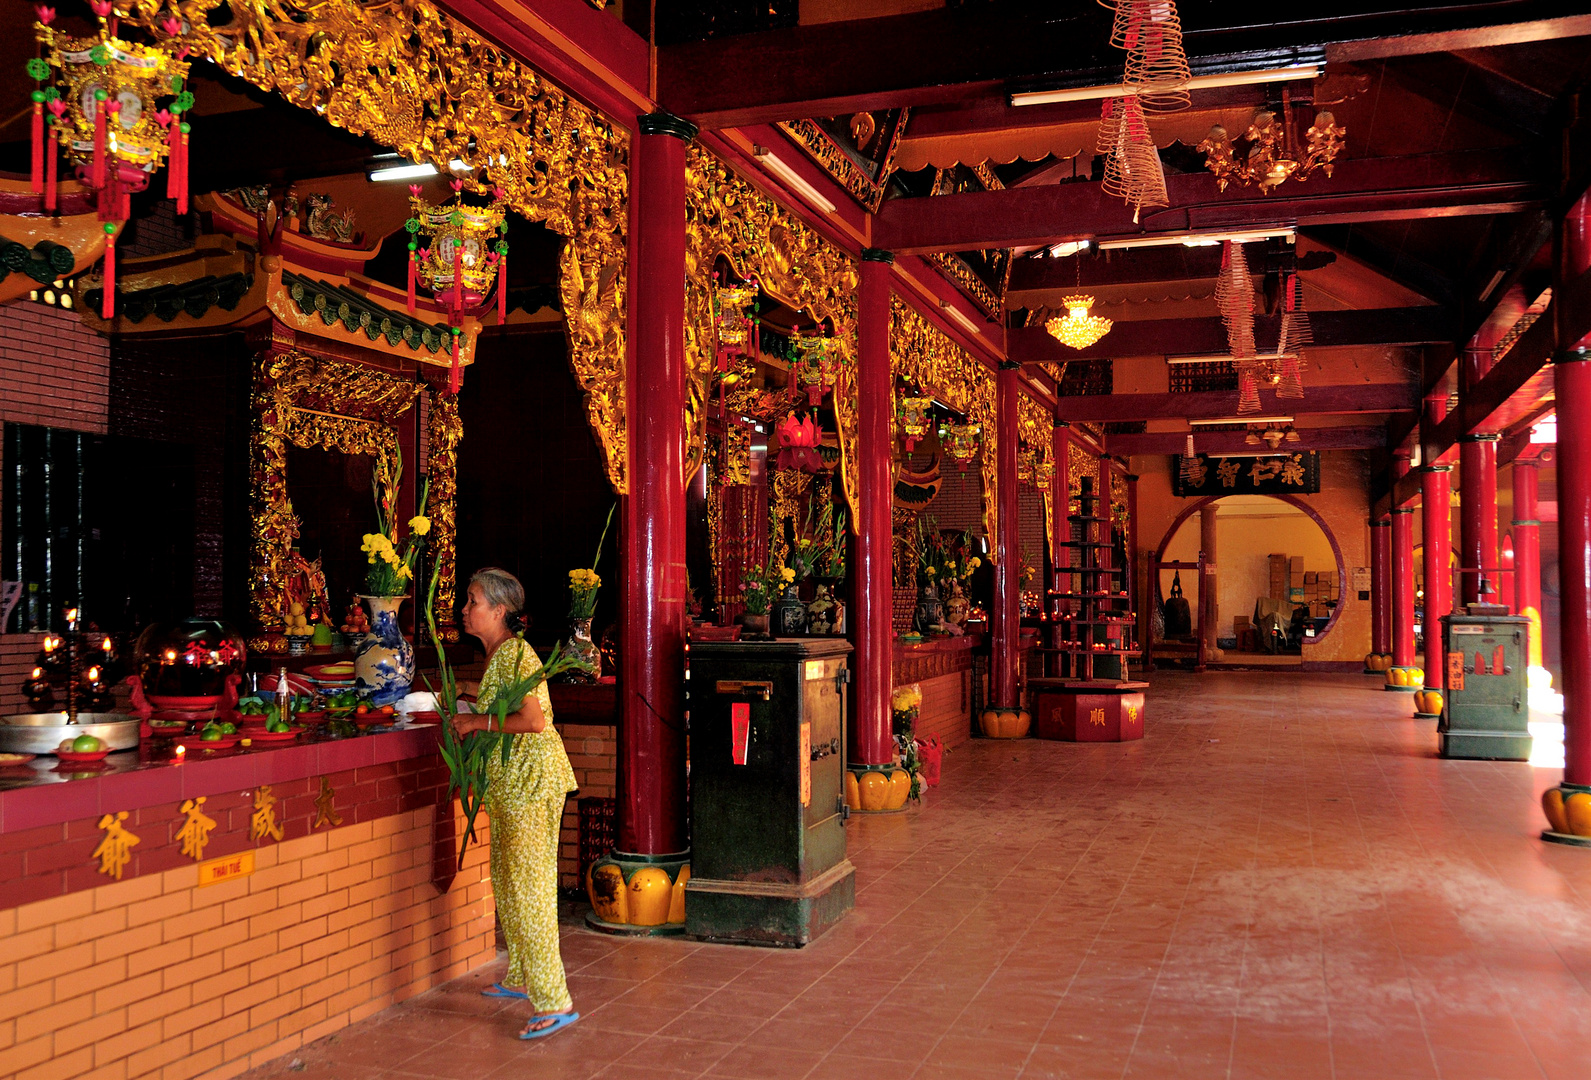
[685,638,855,946]
[1439,607,1531,760]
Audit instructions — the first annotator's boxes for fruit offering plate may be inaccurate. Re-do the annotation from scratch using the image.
[305,662,357,682]
[293,710,328,724]
[404,711,442,724]
[175,733,243,751]
[0,752,37,767]
[56,748,112,763]
[244,728,304,744]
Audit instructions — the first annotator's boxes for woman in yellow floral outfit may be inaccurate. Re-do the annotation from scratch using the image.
[457,568,579,1040]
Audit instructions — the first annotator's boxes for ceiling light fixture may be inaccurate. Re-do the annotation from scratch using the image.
[1045,295,1113,350]
[753,146,837,214]
[1097,228,1294,251]
[369,160,472,182]
[1011,64,1320,107]
[1190,415,1294,426]
[1199,90,1345,194]
[939,300,983,336]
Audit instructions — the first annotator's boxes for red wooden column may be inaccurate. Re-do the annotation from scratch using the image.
[1051,419,1071,678]
[1391,455,1417,671]
[851,249,894,766]
[1420,463,1453,695]
[1512,458,1545,669]
[990,362,1022,708]
[1459,433,1502,604]
[1370,518,1391,660]
[1558,349,1591,789]
[619,112,694,860]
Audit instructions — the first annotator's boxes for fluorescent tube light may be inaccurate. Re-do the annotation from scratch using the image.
[368,159,473,182]
[1098,228,1294,251]
[753,146,836,215]
[1166,353,1298,365]
[369,162,437,182]
[1011,65,1320,107]
[1190,416,1294,426]
[939,300,982,336]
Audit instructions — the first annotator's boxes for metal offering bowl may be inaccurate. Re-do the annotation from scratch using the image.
[0,713,141,755]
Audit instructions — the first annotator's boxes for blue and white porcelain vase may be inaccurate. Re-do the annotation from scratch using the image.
[354,595,414,706]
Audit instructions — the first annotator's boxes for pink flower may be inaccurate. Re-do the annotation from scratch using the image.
[408,184,422,197]
[47,98,67,118]
[449,179,464,194]
[35,6,55,25]
[89,0,112,17]
[161,15,182,35]
[155,109,171,126]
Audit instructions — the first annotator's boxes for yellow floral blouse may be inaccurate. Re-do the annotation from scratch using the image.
[477,638,578,807]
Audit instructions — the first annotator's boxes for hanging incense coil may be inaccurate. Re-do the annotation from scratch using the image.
[1276,356,1305,400]
[1275,272,1314,356]
[1235,363,1262,415]
[1179,433,1199,480]
[1098,97,1168,222]
[1215,240,1256,359]
[1111,0,1191,113]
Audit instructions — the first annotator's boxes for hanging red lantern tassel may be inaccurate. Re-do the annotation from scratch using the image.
[175,122,189,215]
[30,100,44,194]
[452,244,464,319]
[91,94,106,197]
[406,249,417,313]
[101,225,116,320]
[496,252,507,322]
[448,329,462,395]
[44,121,58,212]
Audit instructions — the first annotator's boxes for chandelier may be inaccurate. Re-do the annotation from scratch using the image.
[1245,423,1300,450]
[939,422,980,468]
[31,3,192,319]
[406,181,508,392]
[1045,295,1113,350]
[1200,100,1345,195]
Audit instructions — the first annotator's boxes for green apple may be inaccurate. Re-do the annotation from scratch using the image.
[71,734,101,753]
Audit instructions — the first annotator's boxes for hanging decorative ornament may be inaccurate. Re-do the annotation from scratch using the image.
[897,393,933,451]
[1111,0,1191,114]
[1216,240,1257,360]
[31,3,192,318]
[774,412,824,473]
[1180,434,1200,481]
[1272,270,1310,401]
[406,182,508,393]
[712,277,759,372]
[794,332,839,406]
[1097,96,1168,222]
[1199,93,1345,194]
[1017,446,1036,486]
[1034,456,1055,489]
[1045,294,1114,350]
[939,421,981,469]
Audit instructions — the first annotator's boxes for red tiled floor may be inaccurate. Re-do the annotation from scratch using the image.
[238,672,1591,1080]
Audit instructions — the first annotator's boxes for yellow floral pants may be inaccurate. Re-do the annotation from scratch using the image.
[488,796,572,1013]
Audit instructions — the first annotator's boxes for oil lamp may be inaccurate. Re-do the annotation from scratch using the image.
[713,277,759,371]
[940,422,981,468]
[794,333,838,406]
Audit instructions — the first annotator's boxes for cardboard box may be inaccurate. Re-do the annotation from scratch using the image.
[1290,555,1304,573]
[1291,571,1305,587]
[1304,571,1318,585]
[1234,615,1251,630]
[1289,587,1305,602]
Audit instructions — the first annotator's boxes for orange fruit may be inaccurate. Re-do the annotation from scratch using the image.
[1542,789,1569,834]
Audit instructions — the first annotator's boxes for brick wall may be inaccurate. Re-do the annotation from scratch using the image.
[554,720,616,892]
[1,807,492,1080]
[121,201,194,260]
[0,300,113,714]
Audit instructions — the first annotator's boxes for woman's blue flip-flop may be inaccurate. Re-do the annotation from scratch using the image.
[481,983,529,999]
[518,1012,579,1041]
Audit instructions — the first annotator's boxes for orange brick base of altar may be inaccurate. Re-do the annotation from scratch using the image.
[1,807,494,1080]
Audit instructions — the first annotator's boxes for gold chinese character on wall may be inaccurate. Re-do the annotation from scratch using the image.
[177,797,217,862]
[92,811,139,880]
[250,786,283,843]
[313,777,343,830]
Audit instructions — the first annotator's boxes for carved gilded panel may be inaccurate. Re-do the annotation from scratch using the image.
[889,297,999,548]
[684,144,860,526]
[131,0,630,491]
[1018,393,1055,557]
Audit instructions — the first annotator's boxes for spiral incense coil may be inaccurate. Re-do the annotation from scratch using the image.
[1098,96,1168,221]
[1215,240,1256,360]
[1099,0,1190,113]
[1276,356,1305,400]
[1236,364,1263,415]
[1276,272,1314,355]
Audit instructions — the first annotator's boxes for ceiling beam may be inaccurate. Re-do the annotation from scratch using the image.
[872,149,1547,254]
[1054,383,1418,422]
[1008,246,1339,292]
[1108,425,1388,456]
[658,2,1591,128]
[1012,307,1453,363]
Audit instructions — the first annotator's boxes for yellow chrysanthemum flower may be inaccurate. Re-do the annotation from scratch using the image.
[408,515,430,537]
[780,567,796,583]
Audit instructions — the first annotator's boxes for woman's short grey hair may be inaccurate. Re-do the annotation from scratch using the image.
[470,567,525,621]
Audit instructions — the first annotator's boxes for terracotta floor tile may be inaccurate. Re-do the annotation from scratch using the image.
[226,674,1591,1080]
